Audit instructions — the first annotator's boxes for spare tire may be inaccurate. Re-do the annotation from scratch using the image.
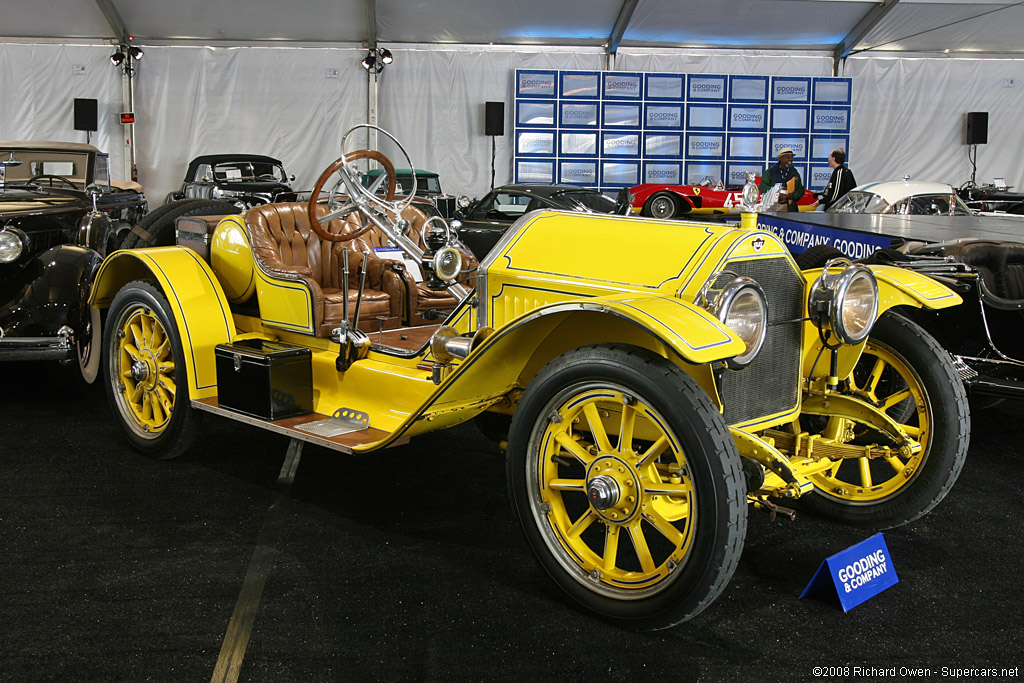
[794,244,845,270]
[120,199,239,249]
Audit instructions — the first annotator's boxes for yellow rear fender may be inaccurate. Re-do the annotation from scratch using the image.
[89,247,235,398]
[369,295,743,450]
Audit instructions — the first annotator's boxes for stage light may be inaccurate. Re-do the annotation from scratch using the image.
[361,51,378,72]
[378,48,393,64]
[110,50,125,66]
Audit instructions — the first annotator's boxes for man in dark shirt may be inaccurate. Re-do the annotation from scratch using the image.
[817,148,857,210]
[759,147,805,212]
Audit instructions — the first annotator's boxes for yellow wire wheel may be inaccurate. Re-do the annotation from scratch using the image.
[800,313,969,528]
[103,280,199,459]
[507,344,746,629]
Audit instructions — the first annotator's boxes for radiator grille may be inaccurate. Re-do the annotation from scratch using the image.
[719,257,805,426]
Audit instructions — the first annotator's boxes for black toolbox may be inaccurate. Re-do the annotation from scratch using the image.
[214,339,313,420]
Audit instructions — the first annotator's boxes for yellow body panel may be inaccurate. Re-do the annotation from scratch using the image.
[89,248,234,397]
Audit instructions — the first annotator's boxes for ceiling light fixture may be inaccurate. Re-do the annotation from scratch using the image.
[361,47,393,73]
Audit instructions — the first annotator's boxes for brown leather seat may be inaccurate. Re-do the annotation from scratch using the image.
[245,203,402,337]
[351,202,479,326]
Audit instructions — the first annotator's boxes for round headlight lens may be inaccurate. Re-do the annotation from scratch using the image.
[837,268,878,343]
[699,272,768,369]
[0,229,25,263]
[810,261,878,345]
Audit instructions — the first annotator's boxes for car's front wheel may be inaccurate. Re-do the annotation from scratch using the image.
[797,312,970,528]
[507,344,747,629]
[103,280,199,459]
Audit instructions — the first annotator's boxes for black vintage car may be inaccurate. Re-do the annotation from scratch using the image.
[166,154,298,210]
[453,184,631,259]
[958,181,1024,215]
[0,141,148,385]
[362,167,458,219]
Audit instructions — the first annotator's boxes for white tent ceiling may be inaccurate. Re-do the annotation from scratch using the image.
[4,0,1024,59]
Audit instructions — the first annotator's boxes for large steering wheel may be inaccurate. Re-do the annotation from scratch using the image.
[29,174,77,189]
[306,124,417,243]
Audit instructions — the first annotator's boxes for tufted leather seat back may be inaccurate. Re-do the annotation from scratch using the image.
[247,202,351,290]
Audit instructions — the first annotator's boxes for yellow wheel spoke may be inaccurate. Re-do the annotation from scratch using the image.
[866,357,886,396]
[880,388,913,412]
[827,459,843,478]
[128,382,144,404]
[885,455,905,474]
[602,525,620,572]
[627,522,656,574]
[636,435,669,470]
[155,338,171,361]
[903,424,921,439]
[582,402,613,453]
[858,457,873,488]
[567,508,596,539]
[554,432,594,465]
[643,482,690,496]
[618,403,636,454]
[645,508,686,546]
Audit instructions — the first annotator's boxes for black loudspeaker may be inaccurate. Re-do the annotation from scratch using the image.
[485,101,504,136]
[966,111,988,145]
[74,98,98,132]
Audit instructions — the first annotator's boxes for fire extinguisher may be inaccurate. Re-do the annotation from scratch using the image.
[131,164,138,182]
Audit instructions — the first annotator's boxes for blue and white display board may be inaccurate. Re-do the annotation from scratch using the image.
[514,69,851,194]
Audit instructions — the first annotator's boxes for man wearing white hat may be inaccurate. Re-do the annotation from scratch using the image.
[759,147,805,212]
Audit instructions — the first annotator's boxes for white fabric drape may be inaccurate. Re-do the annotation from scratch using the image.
[2,43,1022,203]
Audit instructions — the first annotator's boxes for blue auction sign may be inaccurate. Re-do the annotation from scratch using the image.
[756,214,891,259]
[513,69,852,191]
[801,533,899,612]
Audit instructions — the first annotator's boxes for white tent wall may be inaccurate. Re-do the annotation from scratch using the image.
[133,45,369,204]
[0,44,126,167]
[844,55,1024,192]
[2,42,1023,204]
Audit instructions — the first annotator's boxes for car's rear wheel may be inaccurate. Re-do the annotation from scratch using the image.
[507,344,746,629]
[797,313,969,528]
[103,279,199,459]
[643,192,680,219]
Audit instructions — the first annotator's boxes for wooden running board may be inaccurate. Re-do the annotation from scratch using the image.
[192,397,405,454]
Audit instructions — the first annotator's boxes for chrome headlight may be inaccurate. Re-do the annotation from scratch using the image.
[809,259,878,345]
[698,271,768,369]
[0,228,26,263]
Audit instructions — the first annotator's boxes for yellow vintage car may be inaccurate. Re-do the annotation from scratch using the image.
[88,126,968,630]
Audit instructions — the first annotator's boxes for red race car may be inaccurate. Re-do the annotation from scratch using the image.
[630,177,817,218]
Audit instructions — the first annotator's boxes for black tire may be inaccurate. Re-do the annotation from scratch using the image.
[120,199,237,249]
[102,280,200,459]
[507,344,747,629]
[794,244,844,270]
[642,192,682,219]
[798,312,970,528]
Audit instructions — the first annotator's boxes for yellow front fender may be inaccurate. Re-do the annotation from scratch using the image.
[870,264,962,312]
[89,247,235,398]
[363,294,745,450]
[800,264,962,381]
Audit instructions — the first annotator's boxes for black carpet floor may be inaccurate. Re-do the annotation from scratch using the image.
[1,361,1022,682]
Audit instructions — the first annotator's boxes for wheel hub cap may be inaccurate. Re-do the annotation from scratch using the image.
[587,475,619,510]
[131,359,150,383]
[586,456,641,523]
